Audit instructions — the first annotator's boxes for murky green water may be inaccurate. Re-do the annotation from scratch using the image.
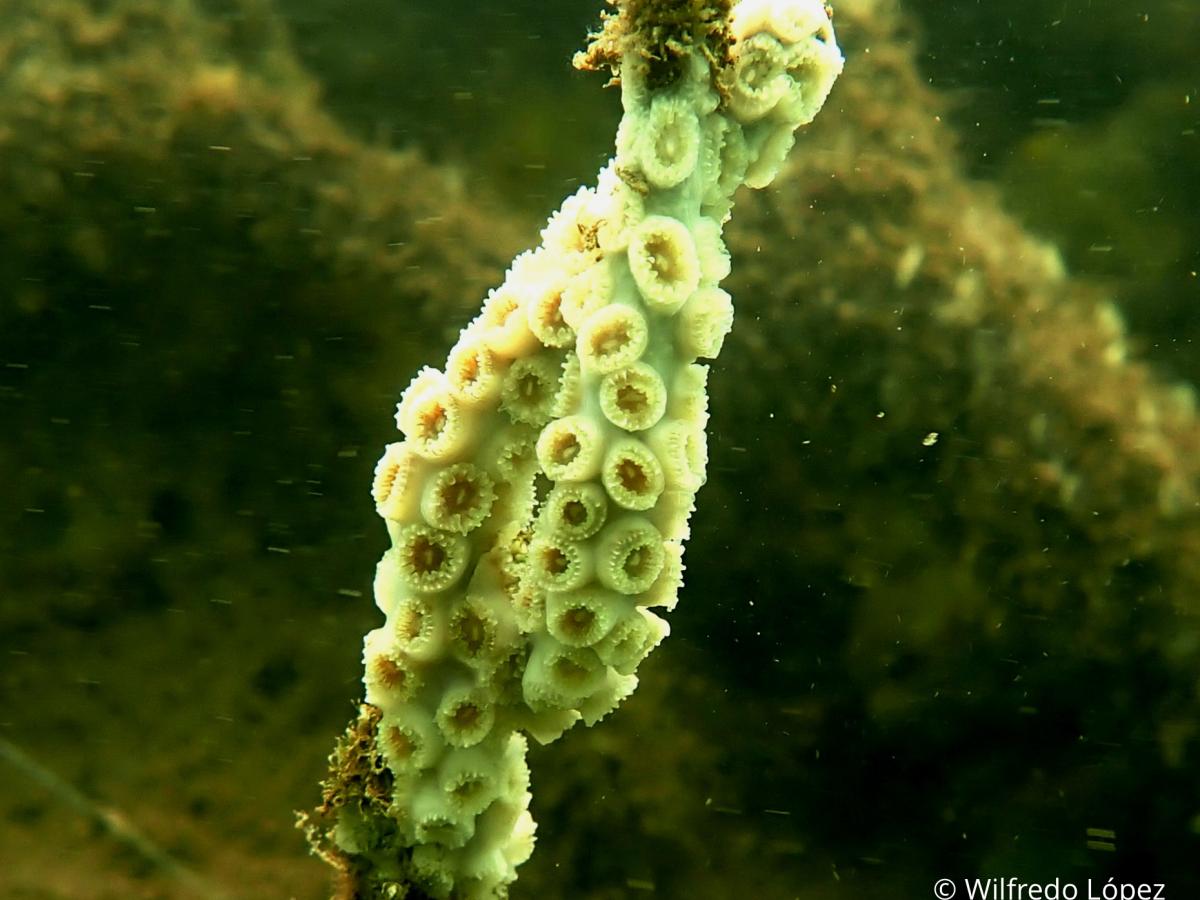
[1,1,1197,898]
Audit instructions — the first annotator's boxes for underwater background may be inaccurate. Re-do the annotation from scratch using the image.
[1,0,1198,897]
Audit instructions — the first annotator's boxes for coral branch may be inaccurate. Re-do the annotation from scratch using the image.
[303,1,842,896]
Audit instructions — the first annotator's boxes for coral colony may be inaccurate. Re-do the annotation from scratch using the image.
[302,0,843,895]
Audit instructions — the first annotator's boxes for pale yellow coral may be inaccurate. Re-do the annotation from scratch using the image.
[538,482,609,542]
[363,627,423,710]
[527,534,593,593]
[446,333,505,407]
[479,284,539,359]
[436,685,496,749]
[638,94,701,189]
[535,414,606,482]
[595,606,670,674]
[391,524,470,594]
[391,593,446,661]
[601,437,666,511]
[446,594,507,669]
[526,277,575,348]
[722,32,791,122]
[380,707,444,775]
[396,379,472,462]
[595,517,666,595]
[332,2,844,894]
[559,259,614,331]
[372,441,423,521]
[628,214,702,313]
[421,463,496,534]
[576,303,649,373]
[647,419,707,491]
[500,353,565,427]
[678,286,735,359]
[599,361,668,432]
[522,637,606,709]
[545,586,625,648]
